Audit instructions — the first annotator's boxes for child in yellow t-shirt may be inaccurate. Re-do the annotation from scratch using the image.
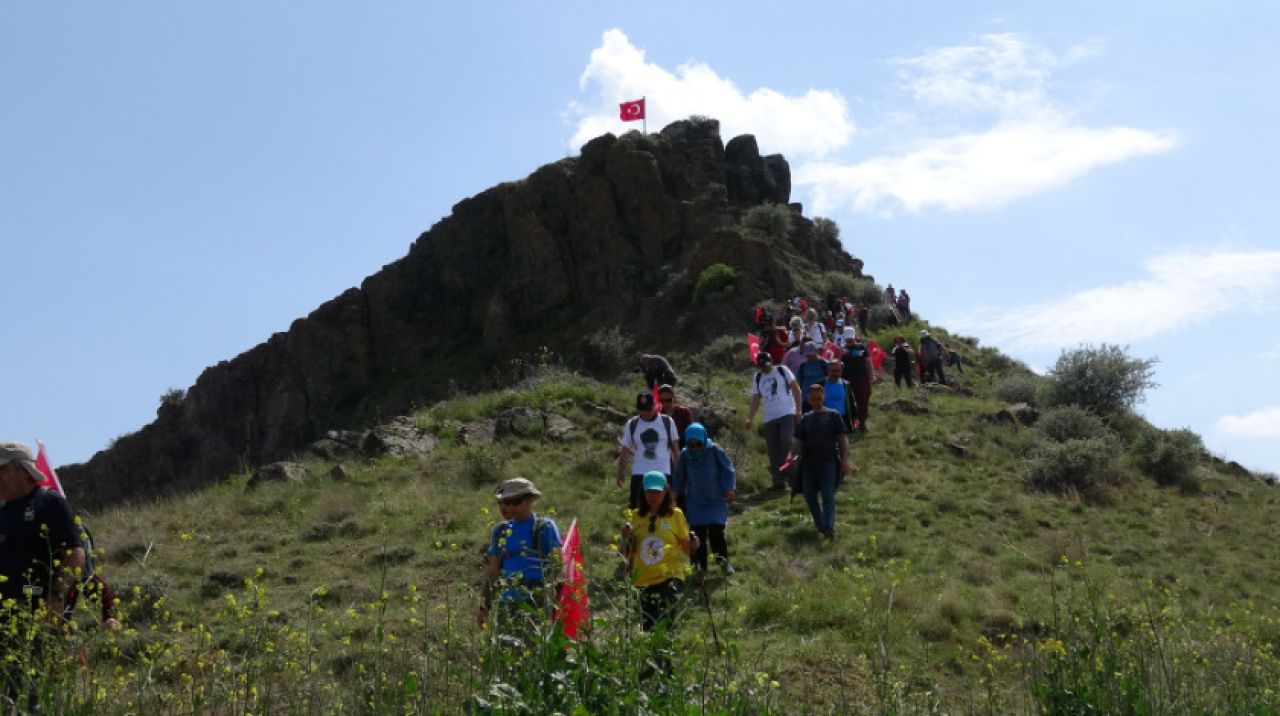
[619,471,699,631]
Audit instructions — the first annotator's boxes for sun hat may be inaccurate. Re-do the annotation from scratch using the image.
[495,477,541,500]
[0,441,44,482]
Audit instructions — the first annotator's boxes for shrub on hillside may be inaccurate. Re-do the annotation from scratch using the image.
[1041,344,1157,417]
[693,263,738,305]
[742,203,793,240]
[1133,427,1205,490]
[1024,437,1119,496]
[994,375,1042,406]
[693,334,748,372]
[868,304,898,330]
[160,387,186,406]
[581,326,633,378]
[812,216,840,246]
[818,272,881,307]
[1036,405,1111,443]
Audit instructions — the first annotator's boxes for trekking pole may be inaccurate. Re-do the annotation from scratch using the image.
[696,569,723,655]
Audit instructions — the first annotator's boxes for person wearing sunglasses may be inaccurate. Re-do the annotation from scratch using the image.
[618,472,698,633]
[478,478,560,629]
[671,423,736,576]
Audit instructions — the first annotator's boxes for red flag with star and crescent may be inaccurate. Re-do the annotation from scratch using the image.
[35,440,66,495]
[619,98,645,122]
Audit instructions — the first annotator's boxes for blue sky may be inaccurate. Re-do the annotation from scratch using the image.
[3,2,1277,477]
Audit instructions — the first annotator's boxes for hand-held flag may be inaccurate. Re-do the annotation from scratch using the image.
[619,98,645,122]
[35,440,65,495]
[747,334,761,364]
[555,518,589,639]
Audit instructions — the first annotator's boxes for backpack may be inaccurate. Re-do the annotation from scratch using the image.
[627,413,678,449]
[32,487,96,584]
[755,365,795,396]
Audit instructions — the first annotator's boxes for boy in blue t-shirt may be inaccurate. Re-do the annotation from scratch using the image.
[478,478,560,627]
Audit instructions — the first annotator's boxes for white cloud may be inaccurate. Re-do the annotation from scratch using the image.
[947,249,1280,352]
[567,29,854,160]
[794,34,1176,215]
[1261,343,1280,360]
[1218,406,1280,437]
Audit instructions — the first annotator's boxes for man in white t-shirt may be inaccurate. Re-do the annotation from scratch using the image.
[743,352,802,490]
[617,391,679,509]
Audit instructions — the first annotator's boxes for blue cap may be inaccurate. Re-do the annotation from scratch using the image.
[642,471,667,492]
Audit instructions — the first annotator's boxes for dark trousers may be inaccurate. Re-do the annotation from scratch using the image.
[639,578,684,632]
[850,377,871,426]
[690,524,728,571]
[801,459,838,536]
[893,362,915,387]
[923,358,947,384]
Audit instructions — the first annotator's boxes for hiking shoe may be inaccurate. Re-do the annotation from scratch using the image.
[721,560,736,576]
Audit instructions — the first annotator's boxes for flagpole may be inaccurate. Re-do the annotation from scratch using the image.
[642,95,646,135]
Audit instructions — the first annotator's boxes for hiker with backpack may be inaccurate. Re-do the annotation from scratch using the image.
[672,423,736,576]
[478,478,561,629]
[617,392,680,510]
[638,354,678,390]
[841,332,874,433]
[918,330,947,385]
[657,384,695,449]
[786,387,851,539]
[744,351,802,491]
[0,441,86,710]
[618,472,697,632]
[758,314,789,365]
[794,343,829,411]
[891,335,916,388]
[822,360,859,433]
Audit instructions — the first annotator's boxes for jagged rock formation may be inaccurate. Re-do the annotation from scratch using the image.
[60,118,862,509]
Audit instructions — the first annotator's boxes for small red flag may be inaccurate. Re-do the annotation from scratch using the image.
[747,334,761,364]
[35,440,65,495]
[823,342,842,361]
[555,519,589,640]
[652,384,664,414]
[868,340,886,372]
[619,98,645,122]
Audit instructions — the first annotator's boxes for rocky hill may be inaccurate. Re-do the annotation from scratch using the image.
[61,118,864,508]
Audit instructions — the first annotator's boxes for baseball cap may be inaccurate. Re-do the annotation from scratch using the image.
[642,471,668,492]
[0,441,44,482]
[636,391,656,410]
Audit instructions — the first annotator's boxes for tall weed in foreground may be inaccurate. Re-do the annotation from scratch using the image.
[982,559,1280,714]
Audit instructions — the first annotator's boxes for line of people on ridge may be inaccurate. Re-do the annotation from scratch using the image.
[479,286,938,639]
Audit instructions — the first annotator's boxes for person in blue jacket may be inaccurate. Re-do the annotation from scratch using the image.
[671,423,737,576]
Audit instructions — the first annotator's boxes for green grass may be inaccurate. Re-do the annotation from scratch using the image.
[19,352,1280,713]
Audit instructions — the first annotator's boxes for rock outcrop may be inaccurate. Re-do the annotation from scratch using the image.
[60,118,862,509]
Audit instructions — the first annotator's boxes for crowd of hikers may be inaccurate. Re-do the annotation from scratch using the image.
[1,287,963,702]
[477,289,966,647]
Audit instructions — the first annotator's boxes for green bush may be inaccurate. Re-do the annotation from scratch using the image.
[693,263,738,305]
[818,272,880,307]
[1041,344,1158,417]
[1024,437,1119,496]
[812,216,840,245]
[693,333,749,371]
[160,387,186,406]
[1133,427,1204,490]
[994,375,1042,406]
[1036,405,1111,443]
[743,203,793,240]
[581,326,632,378]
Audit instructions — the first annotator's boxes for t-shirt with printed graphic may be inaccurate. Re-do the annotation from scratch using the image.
[750,365,797,423]
[620,414,677,476]
[627,507,691,587]
[487,514,561,602]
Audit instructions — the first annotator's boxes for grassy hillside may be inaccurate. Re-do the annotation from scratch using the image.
[34,322,1280,714]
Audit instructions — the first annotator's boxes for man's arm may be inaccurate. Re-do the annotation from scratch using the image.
[789,379,802,415]
[744,394,762,428]
[616,446,633,487]
[838,432,851,477]
[48,547,86,616]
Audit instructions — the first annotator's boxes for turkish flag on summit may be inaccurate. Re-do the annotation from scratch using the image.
[619,98,645,122]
